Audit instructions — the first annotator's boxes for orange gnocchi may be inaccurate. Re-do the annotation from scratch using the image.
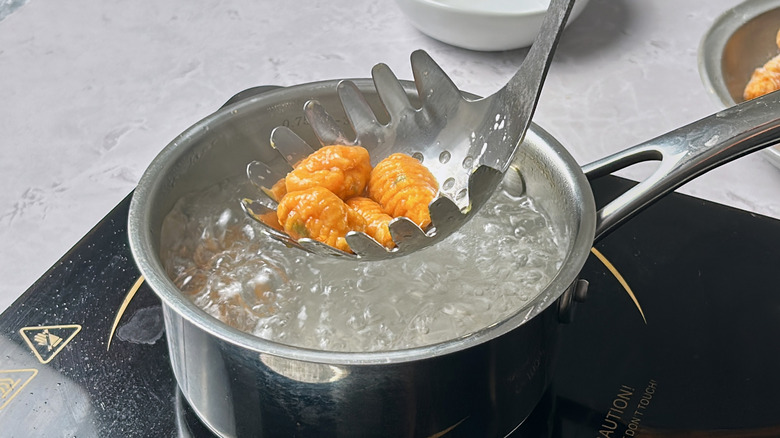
[265,145,438,252]
[276,187,366,253]
[285,145,371,200]
[346,197,395,248]
[368,153,438,228]
[744,55,780,100]
[744,29,780,101]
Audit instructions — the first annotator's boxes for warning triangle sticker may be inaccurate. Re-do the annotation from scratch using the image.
[19,324,81,364]
[0,368,37,411]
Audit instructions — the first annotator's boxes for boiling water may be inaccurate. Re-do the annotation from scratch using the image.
[160,179,567,352]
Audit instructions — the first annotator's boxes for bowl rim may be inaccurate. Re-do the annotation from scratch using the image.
[400,0,551,18]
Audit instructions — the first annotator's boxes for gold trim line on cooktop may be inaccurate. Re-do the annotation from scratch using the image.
[107,275,145,352]
[590,248,646,324]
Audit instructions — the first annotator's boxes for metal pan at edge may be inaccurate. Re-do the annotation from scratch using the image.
[699,0,780,169]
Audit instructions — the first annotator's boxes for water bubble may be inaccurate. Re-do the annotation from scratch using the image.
[439,150,451,163]
[442,178,455,191]
[413,316,430,334]
[411,152,424,162]
[347,314,367,330]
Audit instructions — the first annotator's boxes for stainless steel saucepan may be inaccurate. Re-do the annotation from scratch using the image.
[128,81,780,437]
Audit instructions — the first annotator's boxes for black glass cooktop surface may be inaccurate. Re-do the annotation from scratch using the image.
[1,176,779,438]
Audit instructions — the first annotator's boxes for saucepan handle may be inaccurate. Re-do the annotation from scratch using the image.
[583,90,780,241]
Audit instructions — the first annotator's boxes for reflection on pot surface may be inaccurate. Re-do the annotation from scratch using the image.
[160,174,567,352]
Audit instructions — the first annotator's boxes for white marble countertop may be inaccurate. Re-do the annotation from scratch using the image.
[1,0,778,313]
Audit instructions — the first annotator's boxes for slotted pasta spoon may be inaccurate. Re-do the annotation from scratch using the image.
[242,0,577,260]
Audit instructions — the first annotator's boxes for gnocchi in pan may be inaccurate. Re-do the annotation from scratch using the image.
[744,29,780,101]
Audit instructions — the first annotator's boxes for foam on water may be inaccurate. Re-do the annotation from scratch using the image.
[160,179,567,352]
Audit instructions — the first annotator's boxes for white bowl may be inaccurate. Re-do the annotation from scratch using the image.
[393,0,590,51]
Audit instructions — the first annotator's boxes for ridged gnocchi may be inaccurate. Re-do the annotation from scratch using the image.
[285,145,371,200]
[368,153,438,228]
[744,29,780,101]
[276,186,366,253]
[346,197,395,248]
[268,145,438,252]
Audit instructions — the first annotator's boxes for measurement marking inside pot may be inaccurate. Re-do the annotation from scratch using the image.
[107,276,145,351]
[590,248,646,324]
